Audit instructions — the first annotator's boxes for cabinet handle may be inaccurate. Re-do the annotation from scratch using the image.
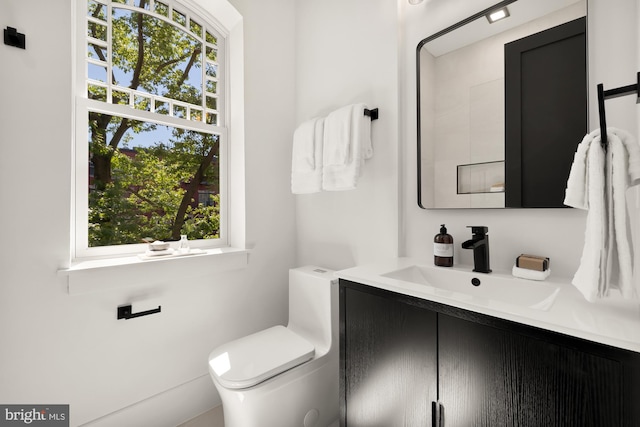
[431,401,445,427]
[432,401,437,427]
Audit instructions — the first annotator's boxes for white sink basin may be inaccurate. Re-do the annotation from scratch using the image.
[382,265,560,311]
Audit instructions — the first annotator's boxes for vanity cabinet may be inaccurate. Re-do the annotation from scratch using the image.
[341,282,438,425]
[339,279,640,427]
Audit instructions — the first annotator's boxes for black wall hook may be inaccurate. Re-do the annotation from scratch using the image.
[4,27,25,49]
[364,108,379,121]
[117,304,161,320]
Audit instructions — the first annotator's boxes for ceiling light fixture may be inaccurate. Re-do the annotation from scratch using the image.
[486,6,510,23]
[408,0,424,5]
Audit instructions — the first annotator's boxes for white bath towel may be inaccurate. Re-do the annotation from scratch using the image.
[565,127,640,302]
[605,128,640,299]
[291,117,324,194]
[322,103,373,191]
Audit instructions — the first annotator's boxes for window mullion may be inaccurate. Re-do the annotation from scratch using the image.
[82,98,225,135]
[106,2,113,104]
[201,29,207,123]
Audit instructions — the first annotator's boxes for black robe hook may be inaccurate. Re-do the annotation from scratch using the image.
[4,27,25,49]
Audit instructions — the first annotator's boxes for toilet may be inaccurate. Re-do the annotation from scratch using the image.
[208,266,339,427]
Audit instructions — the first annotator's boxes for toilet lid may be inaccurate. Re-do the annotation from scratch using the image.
[208,325,315,389]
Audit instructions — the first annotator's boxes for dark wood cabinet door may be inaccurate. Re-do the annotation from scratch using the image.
[341,286,438,427]
[438,313,623,427]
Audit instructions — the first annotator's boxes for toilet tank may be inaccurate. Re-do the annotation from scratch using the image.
[287,266,338,356]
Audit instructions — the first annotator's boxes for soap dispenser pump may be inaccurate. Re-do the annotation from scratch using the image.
[434,224,454,267]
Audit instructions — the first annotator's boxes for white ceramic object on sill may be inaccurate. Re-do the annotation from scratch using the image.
[149,240,170,251]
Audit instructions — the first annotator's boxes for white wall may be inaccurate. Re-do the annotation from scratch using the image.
[0,0,296,425]
[294,0,400,270]
[401,0,639,279]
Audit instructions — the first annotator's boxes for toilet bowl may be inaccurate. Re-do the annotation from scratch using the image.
[208,266,339,427]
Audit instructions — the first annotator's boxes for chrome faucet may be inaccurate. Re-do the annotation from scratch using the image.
[461,226,491,273]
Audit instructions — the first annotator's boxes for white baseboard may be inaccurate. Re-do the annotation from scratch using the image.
[79,375,220,427]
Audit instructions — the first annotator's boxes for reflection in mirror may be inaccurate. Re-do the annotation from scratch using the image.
[417,0,587,209]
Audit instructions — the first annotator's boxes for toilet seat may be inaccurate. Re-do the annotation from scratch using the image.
[208,325,315,389]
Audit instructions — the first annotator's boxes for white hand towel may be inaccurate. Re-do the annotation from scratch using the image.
[323,105,354,167]
[291,117,324,194]
[570,130,606,302]
[604,128,640,299]
[563,131,595,209]
[612,127,640,184]
[322,103,373,191]
[566,127,640,302]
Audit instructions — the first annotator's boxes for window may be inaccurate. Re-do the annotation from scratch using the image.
[74,0,237,259]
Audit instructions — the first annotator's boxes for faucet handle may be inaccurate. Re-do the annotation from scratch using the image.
[467,226,488,235]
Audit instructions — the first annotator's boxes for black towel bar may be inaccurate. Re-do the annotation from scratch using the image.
[117,304,161,320]
[597,71,640,149]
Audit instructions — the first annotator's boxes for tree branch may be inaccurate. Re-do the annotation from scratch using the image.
[129,188,166,216]
[153,50,198,76]
[170,139,218,239]
[175,47,201,89]
[108,118,131,150]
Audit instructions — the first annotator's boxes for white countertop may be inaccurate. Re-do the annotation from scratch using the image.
[336,258,640,353]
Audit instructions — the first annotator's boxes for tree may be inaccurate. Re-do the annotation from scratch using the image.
[87,0,220,246]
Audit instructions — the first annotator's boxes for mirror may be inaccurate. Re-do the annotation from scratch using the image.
[417,0,587,209]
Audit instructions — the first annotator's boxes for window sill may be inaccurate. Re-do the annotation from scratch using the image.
[58,247,249,295]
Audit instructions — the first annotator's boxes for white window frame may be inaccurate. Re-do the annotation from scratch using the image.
[72,0,245,262]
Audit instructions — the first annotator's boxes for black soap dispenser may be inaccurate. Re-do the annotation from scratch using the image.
[434,224,454,267]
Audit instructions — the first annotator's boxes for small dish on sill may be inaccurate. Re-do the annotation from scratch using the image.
[148,240,171,251]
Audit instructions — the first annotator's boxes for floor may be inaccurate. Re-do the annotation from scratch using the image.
[178,405,340,427]
[178,406,224,427]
